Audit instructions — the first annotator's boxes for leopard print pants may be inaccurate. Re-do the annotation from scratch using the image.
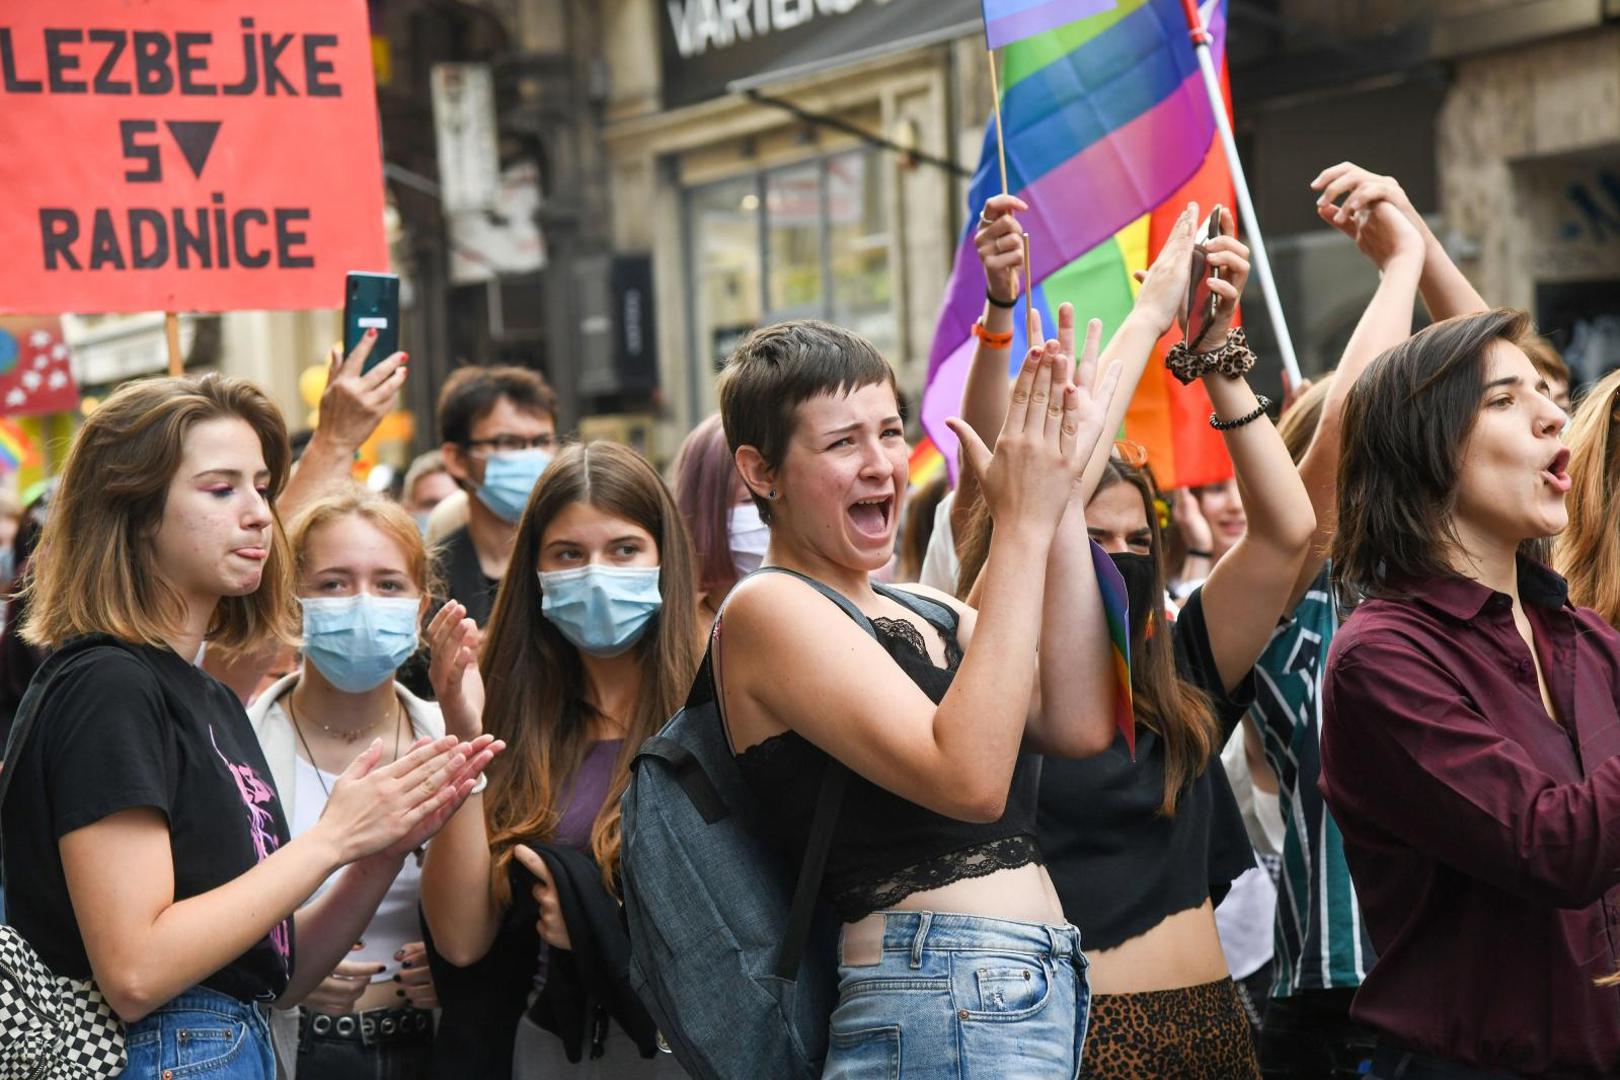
[1079,977,1261,1079]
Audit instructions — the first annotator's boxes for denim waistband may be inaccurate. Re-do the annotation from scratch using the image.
[148,986,269,1025]
[872,910,1080,960]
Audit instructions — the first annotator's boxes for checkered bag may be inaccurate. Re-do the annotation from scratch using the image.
[0,924,125,1079]
[1,637,129,1079]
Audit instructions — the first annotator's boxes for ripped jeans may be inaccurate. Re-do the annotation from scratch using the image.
[821,910,1089,1079]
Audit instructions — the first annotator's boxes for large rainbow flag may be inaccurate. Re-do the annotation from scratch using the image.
[922,0,1235,492]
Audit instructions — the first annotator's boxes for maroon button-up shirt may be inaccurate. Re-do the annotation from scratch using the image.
[1320,559,1620,1077]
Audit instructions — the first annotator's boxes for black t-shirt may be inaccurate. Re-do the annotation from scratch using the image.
[1038,586,1257,951]
[1,641,294,1002]
[437,525,501,628]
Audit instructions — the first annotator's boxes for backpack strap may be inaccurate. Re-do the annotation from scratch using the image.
[725,568,878,981]
[0,633,127,852]
[873,582,960,637]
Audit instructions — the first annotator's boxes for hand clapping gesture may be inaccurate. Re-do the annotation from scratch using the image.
[949,305,1123,538]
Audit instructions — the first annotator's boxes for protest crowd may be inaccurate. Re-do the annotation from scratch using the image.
[4,4,1620,1080]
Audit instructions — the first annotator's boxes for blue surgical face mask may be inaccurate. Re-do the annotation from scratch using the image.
[412,511,432,537]
[476,448,551,523]
[301,593,422,693]
[727,503,770,577]
[538,564,662,657]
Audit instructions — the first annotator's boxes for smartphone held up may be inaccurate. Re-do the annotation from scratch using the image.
[1184,206,1225,350]
[343,271,401,373]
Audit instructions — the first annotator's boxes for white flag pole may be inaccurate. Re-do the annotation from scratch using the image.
[1179,0,1302,387]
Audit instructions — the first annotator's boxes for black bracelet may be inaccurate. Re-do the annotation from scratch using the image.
[986,289,1019,309]
[1210,395,1272,431]
[1185,548,1214,559]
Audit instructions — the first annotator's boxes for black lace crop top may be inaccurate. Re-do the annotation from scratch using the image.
[732,587,1042,924]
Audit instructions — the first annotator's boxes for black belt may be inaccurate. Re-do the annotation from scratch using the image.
[298,1005,433,1050]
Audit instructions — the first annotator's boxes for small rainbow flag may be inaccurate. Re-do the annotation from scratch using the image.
[0,418,33,472]
[982,0,1117,48]
[1090,541,1136,754]
[908,436,948,490]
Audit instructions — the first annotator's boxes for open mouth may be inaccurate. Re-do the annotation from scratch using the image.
[847,495,894,540]
[1542,447,1571,494]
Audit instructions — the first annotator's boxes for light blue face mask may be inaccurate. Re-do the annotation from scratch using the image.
[301,594,422,693]
[476,448,551,523]
[538,564,662,657]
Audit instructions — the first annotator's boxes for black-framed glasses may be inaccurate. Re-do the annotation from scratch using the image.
[462,434,555,455]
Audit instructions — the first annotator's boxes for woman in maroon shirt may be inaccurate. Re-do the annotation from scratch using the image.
[1319,308,1620,1079]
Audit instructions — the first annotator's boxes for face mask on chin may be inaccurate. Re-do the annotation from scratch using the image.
[728,503,771,577]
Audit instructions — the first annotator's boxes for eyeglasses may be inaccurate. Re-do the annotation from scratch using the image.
[1112,439,1149,468]
[462,434,556,455]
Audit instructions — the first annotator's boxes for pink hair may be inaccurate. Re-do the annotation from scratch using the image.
[672,413,744,600]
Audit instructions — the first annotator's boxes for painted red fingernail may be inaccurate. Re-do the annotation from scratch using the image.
[367,328,377,338]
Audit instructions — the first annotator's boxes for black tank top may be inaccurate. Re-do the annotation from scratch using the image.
[732,584,1042,923]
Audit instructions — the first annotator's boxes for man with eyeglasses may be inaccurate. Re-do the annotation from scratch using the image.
[435,365,558,627]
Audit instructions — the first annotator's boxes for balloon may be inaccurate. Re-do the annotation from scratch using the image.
[299,364,328,410]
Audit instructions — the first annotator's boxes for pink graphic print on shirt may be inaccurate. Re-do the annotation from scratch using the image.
[211,725,291,965]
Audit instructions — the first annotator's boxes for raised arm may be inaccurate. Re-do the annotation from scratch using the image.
[417,602,504,967]
[1187,222,1316,693]
[1287,196,1425,608]
[728,345,1121,821]
[279,333,408,520]
[1312,162,1487,321]
[952,193,1029,542]
[1029,312,1121,758]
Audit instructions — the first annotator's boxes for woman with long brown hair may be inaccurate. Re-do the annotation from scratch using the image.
[0,374,491,1080]
[419,440,699,1078]
[957,196,1315,1076]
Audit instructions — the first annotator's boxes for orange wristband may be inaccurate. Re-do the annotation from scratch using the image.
[972,320,1015,350]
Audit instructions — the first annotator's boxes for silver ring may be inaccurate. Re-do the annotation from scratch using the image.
[979,209,995,225]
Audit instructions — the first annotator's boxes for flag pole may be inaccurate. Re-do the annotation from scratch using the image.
[1177,0,1301,387]
[986,47,1035,333]
[164,312,183,376]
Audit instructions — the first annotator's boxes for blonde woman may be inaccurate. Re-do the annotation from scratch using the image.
[251,486,499,1080]
[1553,366,1620,624]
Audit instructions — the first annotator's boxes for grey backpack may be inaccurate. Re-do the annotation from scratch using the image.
[620,570,953,1079]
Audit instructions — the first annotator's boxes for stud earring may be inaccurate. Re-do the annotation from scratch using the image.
[768,488,777,500]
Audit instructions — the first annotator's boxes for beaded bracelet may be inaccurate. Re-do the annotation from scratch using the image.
[1210,395,1273,431]
[1166,327,1257,386]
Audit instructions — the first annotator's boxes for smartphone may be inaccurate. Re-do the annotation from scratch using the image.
[1184,205,1225,349]
[343,271,400,374]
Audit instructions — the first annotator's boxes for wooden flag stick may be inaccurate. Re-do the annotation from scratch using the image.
[986,48,1009,195]
[987,48,1038,339]
[164,312,183,376]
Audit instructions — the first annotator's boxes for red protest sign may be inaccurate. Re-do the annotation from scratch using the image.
[0,1,386,315]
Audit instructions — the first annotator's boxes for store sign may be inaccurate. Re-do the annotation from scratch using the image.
[431,63,499,214]
[0,0,386,315]
[661,0,981,108]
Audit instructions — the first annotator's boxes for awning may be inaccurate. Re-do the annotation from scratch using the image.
[727,4,983,94]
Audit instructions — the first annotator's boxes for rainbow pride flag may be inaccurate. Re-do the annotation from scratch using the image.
[908,436,948,491]
[983,0,1118,48]
[0,418,34,472]
[923,0,1234,491]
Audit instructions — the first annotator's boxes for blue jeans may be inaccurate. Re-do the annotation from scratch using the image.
[822,911,1088,1079]
[122,986,275,1079]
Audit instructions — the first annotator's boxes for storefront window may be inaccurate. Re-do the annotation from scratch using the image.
[689,178,763,378]
[686,149,894,401]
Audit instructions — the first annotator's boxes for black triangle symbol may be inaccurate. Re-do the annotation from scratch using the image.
[166,121,221,179]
